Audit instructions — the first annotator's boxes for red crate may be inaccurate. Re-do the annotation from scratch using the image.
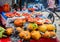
[0,37,59,42]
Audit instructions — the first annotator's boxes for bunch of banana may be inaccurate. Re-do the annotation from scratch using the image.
[0,26,7,38]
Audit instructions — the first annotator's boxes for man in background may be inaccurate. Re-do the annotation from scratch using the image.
[48,0,60,19]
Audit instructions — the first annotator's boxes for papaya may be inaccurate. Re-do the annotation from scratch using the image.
[46,24,56,31]
[14,19,23,27]
[27,23,38,30]
[6,28,13,35]
[16,27,23,32]
[50,31,56,37]
[38,25,47,32]
[19,31,31,40]
[43,31,50,38]
[31,31,41,40]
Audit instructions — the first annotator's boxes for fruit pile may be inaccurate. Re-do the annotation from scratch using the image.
[5,12,56,40]
[5,12,20,18]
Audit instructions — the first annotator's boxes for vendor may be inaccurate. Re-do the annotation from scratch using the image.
[3,3,11,12]
[12,3,19,11]
[1,3,11,26]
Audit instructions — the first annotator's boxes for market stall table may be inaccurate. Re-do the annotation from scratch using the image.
[0,37,58,42]
[0,11,59,42]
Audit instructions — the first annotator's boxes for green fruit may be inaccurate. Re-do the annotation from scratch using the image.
[28,23,38,30]
[0,32,3,38]
[0,27,5,33]
[32,23,38,30]
[2,35,7,37]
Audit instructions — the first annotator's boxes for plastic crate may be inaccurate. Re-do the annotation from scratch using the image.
[0,37,58,42]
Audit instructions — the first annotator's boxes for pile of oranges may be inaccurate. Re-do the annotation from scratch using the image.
[5,12,56,40]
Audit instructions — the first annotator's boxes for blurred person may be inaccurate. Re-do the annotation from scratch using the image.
[12,3,19,11]
[1,3,11,27]
[0,5,3,14]
[33,3,45,11]
[3,3,11,12]
[19,0,24,11]
[48,0,56,12]
[47,0,60,19]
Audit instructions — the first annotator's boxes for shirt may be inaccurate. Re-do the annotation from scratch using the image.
[48,0,56,8]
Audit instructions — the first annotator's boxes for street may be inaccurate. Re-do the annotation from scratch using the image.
[54,12,60,40]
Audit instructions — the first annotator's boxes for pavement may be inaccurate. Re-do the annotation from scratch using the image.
[54,12,60,40]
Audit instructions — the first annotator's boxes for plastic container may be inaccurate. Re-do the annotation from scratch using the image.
[0,37,58,42]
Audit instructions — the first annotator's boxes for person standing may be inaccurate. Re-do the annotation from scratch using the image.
[48,0,60,19]
[48,0,56,12]
[12,3,19,11]
[19,0,27,11]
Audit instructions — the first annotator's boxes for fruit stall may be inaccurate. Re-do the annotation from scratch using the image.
[0,9,59,42]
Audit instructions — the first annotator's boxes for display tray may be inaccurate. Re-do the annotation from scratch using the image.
[0,37,58,42]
